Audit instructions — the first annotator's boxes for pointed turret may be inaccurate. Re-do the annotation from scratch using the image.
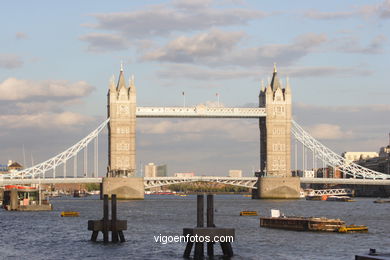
[117,64,126,90]
[285,77,291,93]
[270,63,281,91]
[109,74,116,91]
[260,79,265,92]
[129,75,136,93]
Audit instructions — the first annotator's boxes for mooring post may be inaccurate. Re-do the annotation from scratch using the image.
[111,194,118,243]
[183,193,234,258]
[197,194,204,227]
[103,194,109,243]
[207,194,214,257]
[194,195,204,259]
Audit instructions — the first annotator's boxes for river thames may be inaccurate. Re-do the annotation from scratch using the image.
[0,195,389,259]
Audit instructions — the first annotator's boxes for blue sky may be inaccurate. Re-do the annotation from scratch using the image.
[1,0,389,176]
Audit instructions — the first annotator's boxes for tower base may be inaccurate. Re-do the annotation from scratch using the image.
[102,177,144,200]
[252,176,300,199]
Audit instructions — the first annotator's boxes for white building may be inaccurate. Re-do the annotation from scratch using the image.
[174,172,195,178]
[342,152,378,162]
[303,170,315,178]
[144,163,156,177]
[229,170,242,177]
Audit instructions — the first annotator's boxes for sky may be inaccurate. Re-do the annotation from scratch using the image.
[0,0,389,177]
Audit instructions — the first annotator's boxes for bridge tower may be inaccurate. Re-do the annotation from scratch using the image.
[255,65,300,199]
[102,65,144,200]
[107,65,136,177]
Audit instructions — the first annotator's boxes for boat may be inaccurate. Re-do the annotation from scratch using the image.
[243,195,252,198]
[305,196,322,201]
[260,209,365,233]
[260,216,345,232]
[373,199,390,203]
[2,185,52,211]
[326,196,355,202]
[73,190,89,197]
[61,211,80,217]
[154,192,175,195]
[240,211,258,216]
[338,225,368,233]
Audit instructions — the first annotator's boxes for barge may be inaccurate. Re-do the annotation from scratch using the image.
[260,209,367,233]
[2,185,52,211]
[260,216,345,232]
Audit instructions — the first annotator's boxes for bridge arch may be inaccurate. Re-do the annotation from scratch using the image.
[144,177,258,190]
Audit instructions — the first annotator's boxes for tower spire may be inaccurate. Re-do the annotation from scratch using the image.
[117,64,126,89]
[270,63,280,90]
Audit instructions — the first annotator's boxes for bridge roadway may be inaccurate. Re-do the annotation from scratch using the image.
[2,177,390,187]
[136,106,266,118]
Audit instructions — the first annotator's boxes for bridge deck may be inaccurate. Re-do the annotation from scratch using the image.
[136,106,266,118]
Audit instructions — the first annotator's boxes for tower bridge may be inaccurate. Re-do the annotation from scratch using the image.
[2,65,388,199]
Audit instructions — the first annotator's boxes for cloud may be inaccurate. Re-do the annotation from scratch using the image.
[172,0,213,10]
[15,32,28,40]
[332,34,387,54]
[231,33,327,67]
[13,100,83,114]
[304,10,355,20]
[156,64,371,82]
[285,66,373,78]
[79,33,132,52]
[86,7,266,38]
[0,112,94,129]
[293,103,390,152]
[304,0,390,20]
[305,123,354,140]
[143,32,327,67]
[142,29,245,62]
[0,54,23,69]
[0,78,94,101]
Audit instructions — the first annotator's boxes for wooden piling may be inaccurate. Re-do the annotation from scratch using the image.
[195,194,204,258]
[183,193,235,258]
[183,242,194,258]
[88,193,127,243]
[207,194,214,227]
[111,194,118,243]
[197,195,204,228]
[103,194,109,243]
[207,194,214,257]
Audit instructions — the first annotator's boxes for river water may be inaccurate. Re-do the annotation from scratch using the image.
[0,195,389,260]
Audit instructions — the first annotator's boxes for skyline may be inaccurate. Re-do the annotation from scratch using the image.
[1,0,389,176]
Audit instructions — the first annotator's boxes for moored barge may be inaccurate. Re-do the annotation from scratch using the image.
[260,216,345,232]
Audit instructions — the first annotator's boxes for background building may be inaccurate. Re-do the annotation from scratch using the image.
[356,144,390,175]
[144,163,156,177]
[303,170,315,178]
[228,170,242,177]
[156,164,167,177]
[174,172,195,177]
[342,137,390,175]
[342,152,378,162]
[144,163,168,177]
[7,160,23,173]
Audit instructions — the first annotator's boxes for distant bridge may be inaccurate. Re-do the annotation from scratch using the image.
[2,177,390,188]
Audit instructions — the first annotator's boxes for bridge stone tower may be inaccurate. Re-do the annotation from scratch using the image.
[254,65,300,199]
[107,65,136,177]
[102,65,144,200]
